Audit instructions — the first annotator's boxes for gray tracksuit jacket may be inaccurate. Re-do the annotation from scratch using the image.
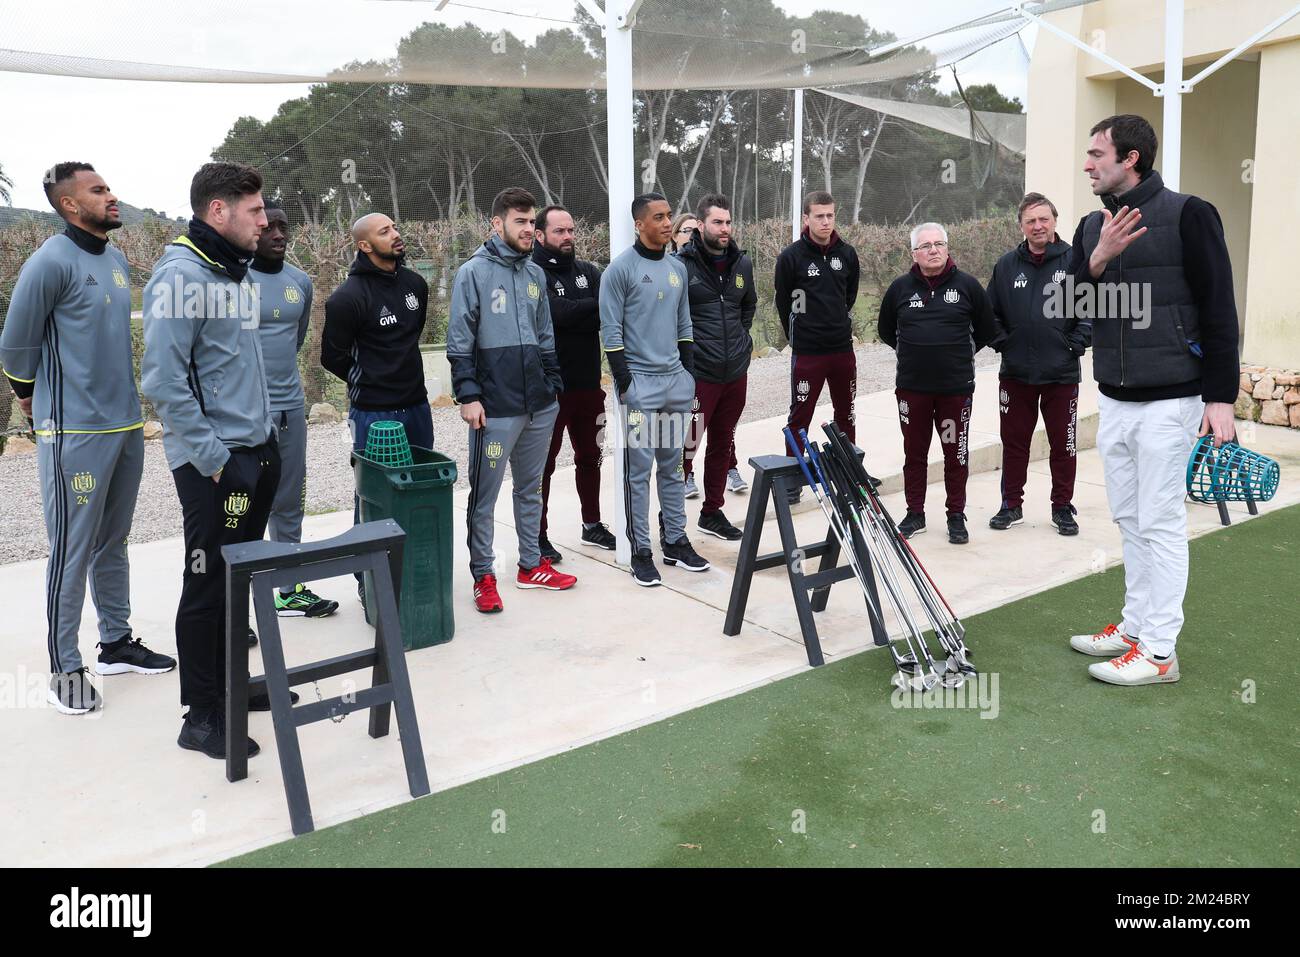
[447,234,563,417]
[250,261,313,412]
[141,236,273,476]
[1,228,142,433]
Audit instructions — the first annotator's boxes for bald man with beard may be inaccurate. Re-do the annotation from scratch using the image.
[322,213,432,598]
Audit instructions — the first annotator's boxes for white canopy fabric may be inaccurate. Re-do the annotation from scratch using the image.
[815,88,1027,154]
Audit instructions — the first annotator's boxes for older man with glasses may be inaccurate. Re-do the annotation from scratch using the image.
[878,223,1000,544]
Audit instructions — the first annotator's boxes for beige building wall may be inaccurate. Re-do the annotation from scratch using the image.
[1113,60,1258,337]
[1026,0,1300,368]
[1242,37,1300,368]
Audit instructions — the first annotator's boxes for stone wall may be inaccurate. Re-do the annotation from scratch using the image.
[1236,366,1300,429]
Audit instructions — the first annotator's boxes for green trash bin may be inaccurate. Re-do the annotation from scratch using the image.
[352,446,457,649]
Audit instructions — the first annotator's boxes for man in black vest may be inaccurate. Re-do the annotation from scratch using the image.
[532,204,616,560]
[987,192,1089,536]
[1065,114,1239,687]
[677,193,756,542]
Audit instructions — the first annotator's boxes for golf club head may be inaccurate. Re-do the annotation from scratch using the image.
[890,669,935,693]
[939,656,978,689]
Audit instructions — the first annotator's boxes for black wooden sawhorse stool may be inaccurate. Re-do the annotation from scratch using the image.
[724,453,888,667]
[223,519,430,836]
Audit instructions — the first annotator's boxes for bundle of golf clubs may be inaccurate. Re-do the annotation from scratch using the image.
[783,423,976,692]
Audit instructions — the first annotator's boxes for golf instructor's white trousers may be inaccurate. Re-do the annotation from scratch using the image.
[1097,394,1202,657]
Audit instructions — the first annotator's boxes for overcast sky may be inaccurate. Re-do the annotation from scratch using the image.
[0,0,1035,213]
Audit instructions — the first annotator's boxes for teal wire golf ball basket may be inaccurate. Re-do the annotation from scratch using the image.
[1186,435,1279,525]
[363,421,415,469]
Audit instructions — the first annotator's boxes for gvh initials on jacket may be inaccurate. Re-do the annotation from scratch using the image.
[321,250,429,411]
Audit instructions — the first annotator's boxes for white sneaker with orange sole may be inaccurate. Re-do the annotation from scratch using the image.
[1069,623,1139,657]
[1088,644,1180,686]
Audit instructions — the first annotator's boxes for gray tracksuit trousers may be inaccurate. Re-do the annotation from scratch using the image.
[269,406,307,544]
[466,402,560,578]
[38,429,144,673]
[622,369,695,552]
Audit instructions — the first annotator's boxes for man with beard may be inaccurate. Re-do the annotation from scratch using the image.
[321,211,431,602]
[1,162,173,716]
[676,193,755,542]
[531,204,615,562]
[142,162,279,758]
[322,212,432,458]
[450,187,574,614]
[250,201,337,619]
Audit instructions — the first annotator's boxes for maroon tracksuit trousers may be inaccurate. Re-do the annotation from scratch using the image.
[785,351,857,453]
[896,389,972,515]
[684,375,747,514]
[540,388,605,536]
[998,378,1079,509]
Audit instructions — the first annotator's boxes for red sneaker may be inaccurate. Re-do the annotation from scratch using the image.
[473,574,503,613]
[516,558,577,591]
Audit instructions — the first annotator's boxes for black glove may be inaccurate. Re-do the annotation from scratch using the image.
[606,349,632,397]
[678,340,695,378]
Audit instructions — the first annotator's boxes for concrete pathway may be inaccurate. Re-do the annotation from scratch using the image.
[2,363,1296,867]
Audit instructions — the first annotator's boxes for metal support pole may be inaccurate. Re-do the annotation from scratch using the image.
[1161,0,1185,191]
[606,0,635,566]
[791,87,804,241]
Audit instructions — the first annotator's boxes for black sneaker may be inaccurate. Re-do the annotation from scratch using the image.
[988,506,1024,531]
[947,512,969,545]
[249,688,301,711]
[178,708,260,760]
[697,510,742,541]
[631,548,661,587]
[898,512,926,538]
[1052,505,1080,536]
[786,485,803,506]
[248,628,258,649]
[95,635,176,676]
[580,522,617,550]
[538,535,563,564]
[663,536,710,572]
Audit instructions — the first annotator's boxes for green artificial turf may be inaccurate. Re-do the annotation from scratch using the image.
[220,504,1299,867]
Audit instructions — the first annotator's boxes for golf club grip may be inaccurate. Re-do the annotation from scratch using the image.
[784,426,816,489]
[799,431,829,492]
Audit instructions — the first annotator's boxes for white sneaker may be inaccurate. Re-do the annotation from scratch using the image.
[1069,623,1138,657]
[726,468,749,492]
[683,474,700,499]
[1088,644,1179,686]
